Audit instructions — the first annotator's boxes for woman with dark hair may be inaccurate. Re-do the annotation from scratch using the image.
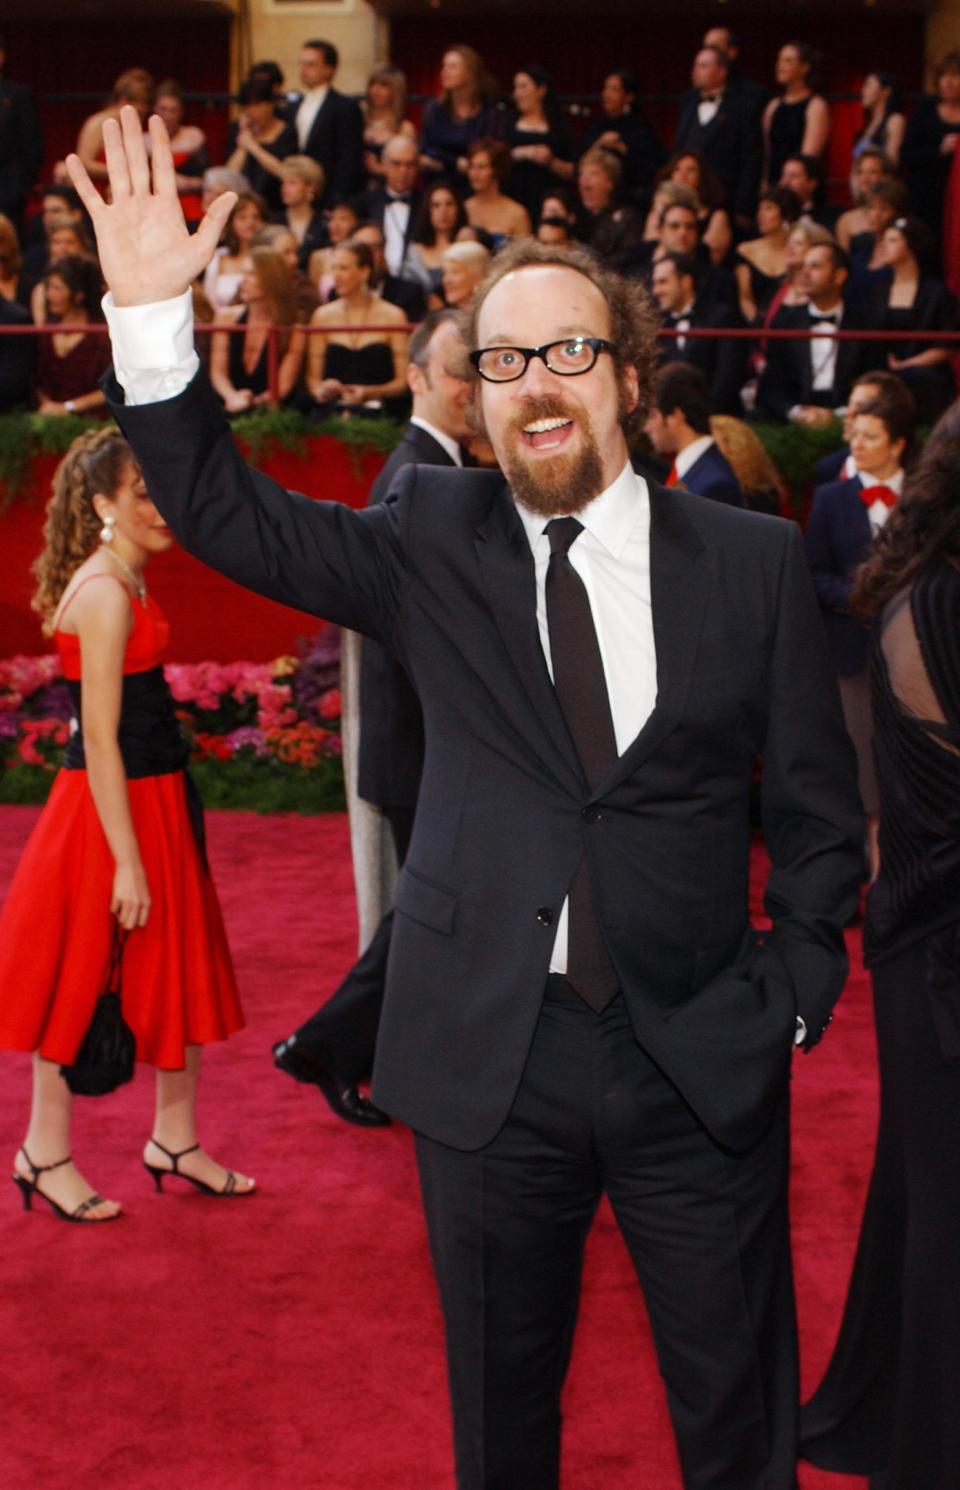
[225,77,297,215]
[202,190,266,311]
[419,45,498,188]
[801,396,960,1490]
[210,247,306,414]
[36,255,109,417]
[901,50,960,266]
[500,65,576,222]
[762,42,831,189]
[805,390,916,858]
[853,72,905,170]
[848,178,911,282]
[868,214,959,422]
[306,239,409,414]
[657,149,733,265]
[734,186,801,323]
[0,428,249,1221]
[465,138,530,246]
[579,70,665,205]
[152,79,209,228]
[402,182,467,302]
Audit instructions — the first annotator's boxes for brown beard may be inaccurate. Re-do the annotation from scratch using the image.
[499,396,606,517]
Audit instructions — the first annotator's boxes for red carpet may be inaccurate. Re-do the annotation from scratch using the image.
[0,807,872,1490]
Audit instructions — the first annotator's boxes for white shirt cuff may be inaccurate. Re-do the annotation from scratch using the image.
[794,1016,808,1047]
[103,289,199,407]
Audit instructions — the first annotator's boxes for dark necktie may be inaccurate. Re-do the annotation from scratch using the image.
[809,309,839,324]
[545,517,620,1012]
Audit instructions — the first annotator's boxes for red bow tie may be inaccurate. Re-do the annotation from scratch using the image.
[860,484,897,509]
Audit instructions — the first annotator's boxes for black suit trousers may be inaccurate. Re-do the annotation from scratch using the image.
[416,977,799,1490]
[293,804,414,1081]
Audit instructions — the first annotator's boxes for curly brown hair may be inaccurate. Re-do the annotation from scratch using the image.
[462,238,660,444]
[852,398,960,620]
[32,427,132,635]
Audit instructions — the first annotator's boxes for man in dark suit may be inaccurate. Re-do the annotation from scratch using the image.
[286,39,364,208]
[350,220,427,323]
[675,46,762,228]
[645,362,744,505]
[351,135,423,281]
[703,25,768,128]
[650,251,747,414]
[77,114,863,1490]
[758,242,873,424]
[779,154,839,232]
[0,293,34,410]
[273,310,471,1124]
[0,34,43,239]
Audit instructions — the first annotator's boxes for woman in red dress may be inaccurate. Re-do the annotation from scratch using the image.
[0,428,251,1222]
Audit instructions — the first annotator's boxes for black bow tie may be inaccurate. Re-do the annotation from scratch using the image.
[810,309,840,324]
[700,92,721,105]
[667,311,692,325]
[387,192,412,204]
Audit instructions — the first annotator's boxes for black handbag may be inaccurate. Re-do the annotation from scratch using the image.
[61,928,136,1096]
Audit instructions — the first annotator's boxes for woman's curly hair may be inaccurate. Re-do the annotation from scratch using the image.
[32,427,132,634]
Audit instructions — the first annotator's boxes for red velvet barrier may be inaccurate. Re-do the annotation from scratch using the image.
[0,439,386,662]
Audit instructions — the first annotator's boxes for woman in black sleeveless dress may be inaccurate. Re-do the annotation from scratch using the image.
[763,42,830,189]
[800,401,960,1490]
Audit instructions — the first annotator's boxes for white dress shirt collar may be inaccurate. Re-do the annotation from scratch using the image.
[514,459,646,560]
[409,416,463,467]
[675,434,714,480]
[857,467,903,495]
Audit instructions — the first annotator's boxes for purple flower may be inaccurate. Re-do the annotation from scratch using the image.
[226,726,270,757]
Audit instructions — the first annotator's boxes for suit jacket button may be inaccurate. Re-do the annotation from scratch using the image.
[581,806,601,824]
[536,907,554,926]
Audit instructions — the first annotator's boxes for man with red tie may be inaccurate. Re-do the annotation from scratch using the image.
[644,362,743,506]
[805,395,916,877]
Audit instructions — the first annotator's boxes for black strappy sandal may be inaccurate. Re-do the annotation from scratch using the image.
[11,1146,120,1223]
[143,1137,254,1198]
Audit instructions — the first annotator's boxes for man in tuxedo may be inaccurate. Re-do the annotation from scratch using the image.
[632,198,737,310]
[287,39,364,208]
[703,25,768,128]
[350,220,427,323]
[0,34,43,239]
[73,111,863,1490]
[273,310,471,1124]
[779,154,838,231]
[651,251,747,414]
[351,135,423,279]
[758,242,873,424]
[675,45,762,227]
[645,363,743,505]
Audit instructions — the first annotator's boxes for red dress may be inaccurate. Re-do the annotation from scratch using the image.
[0,587,243,1069]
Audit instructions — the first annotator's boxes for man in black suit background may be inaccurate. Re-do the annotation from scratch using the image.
[675,45,762,230]
[0,33,43,239]
[75,111,863,1490]
[632,196,737,310]
[273,310,472,1124]
[645,362,744,505]
[703,25,768,129]
[758,242,872,424]
[287,39,364,208]
[650,251,747,414]
[351,135,424,281]
[350,220,427,323]
[779,154,839,231]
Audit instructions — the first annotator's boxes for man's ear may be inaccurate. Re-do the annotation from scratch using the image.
[407,361,426,397]
[621,363,640,416]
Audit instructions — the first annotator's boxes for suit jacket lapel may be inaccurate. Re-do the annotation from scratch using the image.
[405,423,456,466]
[597,482,708,795]
[474,489,584,793]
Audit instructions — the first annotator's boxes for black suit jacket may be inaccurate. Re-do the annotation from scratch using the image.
[678,443,743,507]
[660,298,748,415]
[0,76,43,221]
[357,423,455,808]
[757,303,872,422]
[0,295,34,410]
[286,89,364,206]
[675,89,761,220]
[814,446,850,487]
[804,476,875,676]
[108,368,863,1155]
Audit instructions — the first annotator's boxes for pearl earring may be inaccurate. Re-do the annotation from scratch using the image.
[100,515,115,544]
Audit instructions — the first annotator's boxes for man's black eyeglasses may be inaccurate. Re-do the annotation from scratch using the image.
[468,338,615,383]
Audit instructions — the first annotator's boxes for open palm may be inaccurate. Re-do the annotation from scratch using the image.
[66,106,236,308]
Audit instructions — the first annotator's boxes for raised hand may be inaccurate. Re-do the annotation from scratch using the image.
[66,105,237,308]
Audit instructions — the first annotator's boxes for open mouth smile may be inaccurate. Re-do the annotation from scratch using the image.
[520,417,575,452]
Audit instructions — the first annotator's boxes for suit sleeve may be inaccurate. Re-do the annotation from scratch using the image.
[756,317,799,421]
[759,522,864,1046]
[106,366,407,642]
[332,97,365,203]
[805,490,854,612]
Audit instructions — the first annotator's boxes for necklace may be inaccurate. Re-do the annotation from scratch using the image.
[99,544,147,603]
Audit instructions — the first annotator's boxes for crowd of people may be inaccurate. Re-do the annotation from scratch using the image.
[0,27,959,1490]
[3,31,960,435]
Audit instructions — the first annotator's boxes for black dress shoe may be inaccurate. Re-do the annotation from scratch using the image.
[272,1036,392,1127]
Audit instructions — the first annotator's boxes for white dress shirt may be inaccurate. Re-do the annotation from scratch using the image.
[697,91,723,127]
[295,86,329,150]
[809,300,843,394]
[514,463,657,972]
[383,194,412,277]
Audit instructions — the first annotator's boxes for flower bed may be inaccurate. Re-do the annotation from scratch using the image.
[0,630,345,814]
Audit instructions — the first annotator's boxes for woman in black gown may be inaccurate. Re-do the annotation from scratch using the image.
[800,398,960,1490]
[499,65,576,224]
[901,51,960,270]
[762,41,830,190]
[306,239,409,418]
[868,214,959,424]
